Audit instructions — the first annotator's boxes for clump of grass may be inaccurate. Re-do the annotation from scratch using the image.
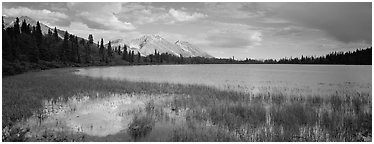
[170,126,239,142]
[127,115,155,140]
[207,103,266,130]
[271,103,318,130]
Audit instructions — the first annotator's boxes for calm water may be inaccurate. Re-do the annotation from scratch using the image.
[20,64,371,141]
[76,64,371,96]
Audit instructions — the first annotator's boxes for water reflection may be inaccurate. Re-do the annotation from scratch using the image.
[75,64,372,96]
[18,92,190,141]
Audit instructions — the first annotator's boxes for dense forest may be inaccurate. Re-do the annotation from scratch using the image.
[2,17,372,76]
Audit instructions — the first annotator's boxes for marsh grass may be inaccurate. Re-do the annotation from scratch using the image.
[2,68,372,142]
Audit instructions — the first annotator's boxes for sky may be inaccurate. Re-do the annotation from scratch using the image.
[2,2,372,59]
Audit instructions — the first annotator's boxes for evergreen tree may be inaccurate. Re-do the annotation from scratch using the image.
[47,29,52,36]
[69,34,76,62]
[3,18,13,61]
[100,38,105,62]
[21,19,30,34]
[137,52,141,63]
[131,51,135,63]
[117,45,122,55]
[35,21,42,46]
[107,41,112,58]
[122,44,128,61]
[128,51,132,63]
[60,31,69,62]
[76,36,80,63]
[27,24,31,34]
[84,41,90,63]
[53,27,59,41]
[88,34,93,44]
[13,17,20,35]
[85,35,92,63]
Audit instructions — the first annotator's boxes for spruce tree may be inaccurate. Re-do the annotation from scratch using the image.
[35,21,42,46]
[100,38,105,62]
[122,44,128,61]
[53,27,59,41]
[13,17,20,35]
[61,31,69,62]
[131,51,136,62]
[69,34,76,62]
[118,45,121,55]
[88,34,93,44]
[107,41,112,58]
[137,52,141,63]
[76,36,80,63]
[21,19,29,34]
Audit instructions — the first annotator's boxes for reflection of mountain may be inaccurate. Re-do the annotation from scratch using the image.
[110,35,213,58]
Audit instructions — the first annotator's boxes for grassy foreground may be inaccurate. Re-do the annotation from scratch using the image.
[2,68,372,142]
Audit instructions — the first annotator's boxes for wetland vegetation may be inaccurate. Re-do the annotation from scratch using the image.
[2,66,371,142]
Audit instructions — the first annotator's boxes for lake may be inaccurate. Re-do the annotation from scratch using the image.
[76,64,371,96]
[9,64,372,141]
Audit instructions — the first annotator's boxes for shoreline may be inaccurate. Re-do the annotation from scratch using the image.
[2,67,372,142]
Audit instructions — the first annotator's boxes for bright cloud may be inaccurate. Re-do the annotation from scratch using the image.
[60,21,141,42]
[2,7,68,24]
[67,2,135,31]
[119,3,207,24]
[168,8,207,22]
[204,3,267,19]
[2,2,371,59]
[119,3,172,25]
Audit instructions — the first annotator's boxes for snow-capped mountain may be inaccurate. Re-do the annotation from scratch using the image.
[3,16,212,58]
[110,35,213,58]
[175,40,213,58]
[3,16,66,38]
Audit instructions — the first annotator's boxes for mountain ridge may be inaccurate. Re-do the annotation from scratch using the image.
[3,16,67,39]
[3,15,213,58]
[110,35,213,58]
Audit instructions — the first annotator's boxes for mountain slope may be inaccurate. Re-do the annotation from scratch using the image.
[3,16,212,58]
[3,16,66,38]
[111,35,213,58]
[175,40,213,58]
[129,35,188,56]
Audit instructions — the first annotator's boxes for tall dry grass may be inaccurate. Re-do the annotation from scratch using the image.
[2,68,371,142]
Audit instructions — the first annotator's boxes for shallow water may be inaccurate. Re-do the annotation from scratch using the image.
[14,64,371,141]
[76,64,372,96]
[17,92,190,141]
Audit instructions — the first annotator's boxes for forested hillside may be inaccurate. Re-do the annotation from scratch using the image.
[2,16,372,76]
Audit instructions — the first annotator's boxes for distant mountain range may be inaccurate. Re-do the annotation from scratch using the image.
[3,16,213,58]
[110,35,213,58]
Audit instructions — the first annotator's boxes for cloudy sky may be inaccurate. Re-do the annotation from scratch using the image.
[2,2,372,59]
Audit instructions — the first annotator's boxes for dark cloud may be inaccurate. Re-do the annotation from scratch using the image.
[265,3,372,43]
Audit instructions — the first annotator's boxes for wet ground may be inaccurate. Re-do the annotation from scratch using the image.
[16,92,192,141]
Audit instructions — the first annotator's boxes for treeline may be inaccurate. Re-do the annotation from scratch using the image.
[134,47,372,65]
[2,17,128,76]
[3,17,372,76]
[276,48,372,65]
